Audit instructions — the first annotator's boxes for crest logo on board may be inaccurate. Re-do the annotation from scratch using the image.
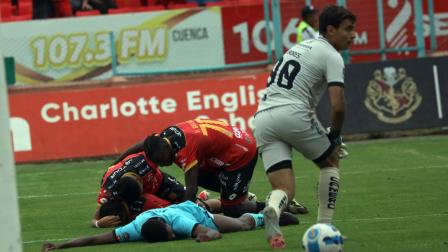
[364,67,422,123]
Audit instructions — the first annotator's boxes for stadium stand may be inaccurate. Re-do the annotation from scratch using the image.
[169,2,198,9]
[75,9,101,16]
[108,5,164,14]
[49,0,72,17]
[0,3,14,20]
[17,0,32,16]
[0,0,227,21]
[116,0,141,8]
[0,1,34,22]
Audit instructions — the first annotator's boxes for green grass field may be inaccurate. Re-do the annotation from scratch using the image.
[17,136,448,252]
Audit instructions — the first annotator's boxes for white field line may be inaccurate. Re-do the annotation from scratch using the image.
[300,212,448,225]
[344,135,448,145]
[332,164,448,176]
[24,213,448,244]
[18,191,96,199]
[293,164,448,179]
[24,238,70,244]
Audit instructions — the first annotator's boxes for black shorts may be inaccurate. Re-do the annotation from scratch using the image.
[156,172,185,203]
[198,154,258,206]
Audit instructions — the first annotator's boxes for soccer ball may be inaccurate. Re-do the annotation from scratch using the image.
[302,223,343,252]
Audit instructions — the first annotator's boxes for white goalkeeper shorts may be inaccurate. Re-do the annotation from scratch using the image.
[253,105,332,172]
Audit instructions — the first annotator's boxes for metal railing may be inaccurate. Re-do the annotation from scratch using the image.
[270,0,440,64]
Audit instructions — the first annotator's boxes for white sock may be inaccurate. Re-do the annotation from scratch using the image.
[317,167,340,223]
[265,189,288,217]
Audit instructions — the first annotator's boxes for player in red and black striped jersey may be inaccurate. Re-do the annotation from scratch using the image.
[92,151,185,228]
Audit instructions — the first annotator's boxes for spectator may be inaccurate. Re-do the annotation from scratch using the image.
[33,0,72,19]
[296,5,318,43]
[71,0,117,14]
[32,0,53,19]
[52,0,72,17]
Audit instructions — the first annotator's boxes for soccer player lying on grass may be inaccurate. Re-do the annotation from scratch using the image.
[96,193,223,227]
[93,151,186,228]
[42,201,299,251]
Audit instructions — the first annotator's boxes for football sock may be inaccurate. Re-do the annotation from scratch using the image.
[265,189,288,217]
[317,167,340,223]
[245,213,265,227]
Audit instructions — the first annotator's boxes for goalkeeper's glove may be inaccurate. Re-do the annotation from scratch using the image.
[339,142,348,159]
[326,127,348,159]
[326,128,342,145]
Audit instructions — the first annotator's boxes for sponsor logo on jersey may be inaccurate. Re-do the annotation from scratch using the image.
[218,172,228,186]
[232,127,242,138]
[228,193,237,200]
[364,67,422,123]
[209,157,226,167]
[244,135,252,144]
[232,172,242,190]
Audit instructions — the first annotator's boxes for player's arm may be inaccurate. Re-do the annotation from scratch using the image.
[192,224,222,242]
[91,207,121,228]
[41,232,117,251]
[112,140,144,164]
[93,191,121,228]
[328,85,345,133]
[91,205,101,227]
[183,165,200,202]
[326,51,346,142]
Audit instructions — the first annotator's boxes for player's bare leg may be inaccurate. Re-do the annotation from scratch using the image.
[264,168,295,249]
[222,200,260,218]
[212,212,264,232]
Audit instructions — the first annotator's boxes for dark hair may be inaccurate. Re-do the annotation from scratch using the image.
[141,218,170,243]
[117,175,142,204]
[99,200,130,224]
[143,134,167,164]
[318,5,356,34]
[301,5,317,21]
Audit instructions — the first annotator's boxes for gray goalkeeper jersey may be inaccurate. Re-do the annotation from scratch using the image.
[257,36,345,113]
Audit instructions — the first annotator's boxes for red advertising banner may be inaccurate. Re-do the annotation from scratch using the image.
[9,74,269,163]
[221,0,448,64]
[423,0,448,51]
[221,3,270,64]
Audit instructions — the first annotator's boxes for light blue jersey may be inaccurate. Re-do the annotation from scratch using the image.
[114,201,218,242]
